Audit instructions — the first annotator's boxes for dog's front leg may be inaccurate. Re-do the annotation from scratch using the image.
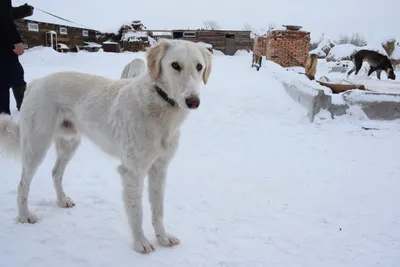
[148,155,180,248]
[117,164,155,254]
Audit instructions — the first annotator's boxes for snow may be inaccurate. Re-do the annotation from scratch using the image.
[309,38,336,57]
[362,41,388,56]
[391,44,400,60]
[326,44,358,61]
[234,50,251,56]
[148,36,157,47]
[1,47,400,267]
[83,42,102,48]
[57,43,69,50]
[197,42,213,48]
[121,31,148,42]
[152,31,173,36]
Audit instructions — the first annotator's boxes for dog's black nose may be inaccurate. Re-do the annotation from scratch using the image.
[185,96,200,109]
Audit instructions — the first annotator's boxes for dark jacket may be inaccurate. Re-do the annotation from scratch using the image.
[0,0,23,62]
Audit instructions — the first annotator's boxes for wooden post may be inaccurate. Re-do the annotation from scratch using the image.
[304,53,318,80]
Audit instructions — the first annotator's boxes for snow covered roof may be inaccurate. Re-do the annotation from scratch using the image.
[121,31,148,42]
[12,0,96,30]
[57,43,69,49]
[326,44,358,61]
[151,31,172,36]
[309,38,336,57]
[84,42,102,48]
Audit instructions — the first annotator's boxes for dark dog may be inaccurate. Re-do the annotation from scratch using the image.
[347,49,396,80]
[11,3,34,20]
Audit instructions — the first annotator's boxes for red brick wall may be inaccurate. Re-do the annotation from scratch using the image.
[265,30,310,67]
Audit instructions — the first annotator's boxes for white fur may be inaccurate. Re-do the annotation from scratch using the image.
[120,58,146,79]
[0,39,213,254]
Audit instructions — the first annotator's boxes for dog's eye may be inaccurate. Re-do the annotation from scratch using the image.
[171,62,181,71]
[196,63,203,71]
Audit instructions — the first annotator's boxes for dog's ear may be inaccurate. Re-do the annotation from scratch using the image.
[147,40,169,80]
[201,47,213,85]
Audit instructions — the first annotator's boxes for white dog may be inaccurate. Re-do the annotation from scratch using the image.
[120,58,146,79]
[0,39,213,254]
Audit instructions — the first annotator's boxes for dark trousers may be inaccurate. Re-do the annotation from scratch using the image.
[0,60,27,115]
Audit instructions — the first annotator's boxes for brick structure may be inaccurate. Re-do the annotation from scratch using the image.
[253,35,267,56]
[265,28,310,67]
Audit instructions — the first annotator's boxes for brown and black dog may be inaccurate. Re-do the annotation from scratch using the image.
[347,49,396,80]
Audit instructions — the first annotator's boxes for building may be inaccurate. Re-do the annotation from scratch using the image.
[171,29,251,55]
[14,8,101,52]
[148,31,173,41]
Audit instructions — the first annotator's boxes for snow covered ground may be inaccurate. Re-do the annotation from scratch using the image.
[1,47,400,267]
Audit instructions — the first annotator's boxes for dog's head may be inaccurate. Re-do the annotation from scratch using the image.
[147,39,213,110]
[387,68,396,80]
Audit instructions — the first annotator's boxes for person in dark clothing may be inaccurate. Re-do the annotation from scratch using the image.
[0,1,34,115]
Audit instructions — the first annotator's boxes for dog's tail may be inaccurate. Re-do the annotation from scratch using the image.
[0,114,20,158]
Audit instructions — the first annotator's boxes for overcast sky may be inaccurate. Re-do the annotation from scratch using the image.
[13,0,400,42]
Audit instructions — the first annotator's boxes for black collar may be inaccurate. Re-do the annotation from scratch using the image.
[155,85,176,107]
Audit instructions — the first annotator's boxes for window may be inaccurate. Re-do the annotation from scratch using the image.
[27,22,39,32]
[173,32,183,39]
[82,30,89,37]
[60,26,68,35]
[183,32,196,38]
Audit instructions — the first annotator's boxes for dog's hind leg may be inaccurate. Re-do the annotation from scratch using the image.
[347,68,355,78]
[376,70,382,80]
[52,136,81,208]
[17,131,53,224]
[367,66,376,77]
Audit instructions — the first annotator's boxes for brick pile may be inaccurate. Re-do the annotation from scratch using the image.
[265,29,311,67]
[253,35,268,56]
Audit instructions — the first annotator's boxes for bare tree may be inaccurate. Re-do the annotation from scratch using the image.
[203,20,221,30]
[243,23,254,32]
[267,23,276,32]
[243,23,256,38]
[337,32,366,46]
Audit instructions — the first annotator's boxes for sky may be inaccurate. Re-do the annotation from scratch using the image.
[12,0,400,43]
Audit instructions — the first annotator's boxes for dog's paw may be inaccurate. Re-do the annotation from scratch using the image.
[157,234,180,247]
[58,197,75,208]
[17,212,38,224]
[133,237,155,254]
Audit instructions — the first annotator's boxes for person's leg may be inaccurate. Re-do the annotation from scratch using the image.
[10,59,27,111]
[0,63,11,115]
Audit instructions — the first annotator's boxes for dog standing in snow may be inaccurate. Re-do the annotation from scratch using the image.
[347,49,396,80]
[0,39,213,254]
[120,58,146,79]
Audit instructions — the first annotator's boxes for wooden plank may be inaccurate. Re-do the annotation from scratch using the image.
[317,81,365,93]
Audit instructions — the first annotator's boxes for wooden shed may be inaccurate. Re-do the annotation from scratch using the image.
[171,29,251,55]
[102,41,121,53]
[14,9,100,51]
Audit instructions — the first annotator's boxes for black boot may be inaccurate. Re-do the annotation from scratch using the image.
[11,84,26,111]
